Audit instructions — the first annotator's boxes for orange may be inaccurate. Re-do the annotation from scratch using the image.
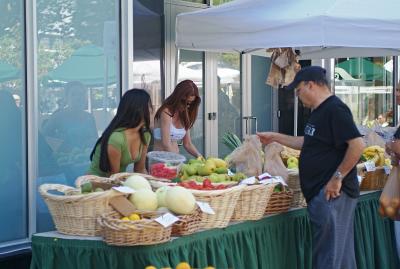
[175,262,191,269]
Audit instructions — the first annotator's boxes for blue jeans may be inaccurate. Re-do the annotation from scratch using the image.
[307,188,358,269]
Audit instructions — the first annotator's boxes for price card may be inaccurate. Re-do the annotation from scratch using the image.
[239,176,256,185]
[112,186,136,194]
[357,175,363,184]
[227,169,235,176]
[364,161,376,172]
[154,213,180,228]
[260,176,288,186]
[258,172,272,180]
[196,201,215,215]
[383,166,391,175]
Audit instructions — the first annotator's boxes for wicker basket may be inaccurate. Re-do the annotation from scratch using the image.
[190,184,245,229]
[265,188,294,215]
[287,170,307,208]
[231,184,275,221]
[171,207,202,236]
[75,175,113,188]
[360,167,389,190]
[39,184,123,236]
[98,211,171,246]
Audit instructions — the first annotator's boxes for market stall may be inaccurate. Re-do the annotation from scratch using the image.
[30,192,398,269]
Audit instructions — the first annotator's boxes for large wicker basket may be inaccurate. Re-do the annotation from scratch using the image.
[231,184,275,221]
[360,167,389,190]
[190,184,245,229]
[265,188,293,215]
[287,170,307,208]
[109,172,165,184]
[39,184,123,236]
[98,211,171,246]
[172,208,202,236]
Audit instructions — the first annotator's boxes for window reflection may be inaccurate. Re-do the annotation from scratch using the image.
[133,0,163,114]
[36,0,120,232]
[217,53,241,157]
[0,0,27,243]
[334,57,393,127]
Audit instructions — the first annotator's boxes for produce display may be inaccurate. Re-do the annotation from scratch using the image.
[178,179,229,190]
[150,163,178,179]
[359,145,390,167]
[178,156,246,184]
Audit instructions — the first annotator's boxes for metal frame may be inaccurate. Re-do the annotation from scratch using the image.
[121,0,133,93]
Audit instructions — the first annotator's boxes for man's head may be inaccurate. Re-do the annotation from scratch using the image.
[286,66,330,108]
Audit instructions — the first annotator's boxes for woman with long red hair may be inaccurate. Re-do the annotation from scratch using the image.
[153,80,202,157]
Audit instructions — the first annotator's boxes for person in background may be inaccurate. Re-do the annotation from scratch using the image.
[385,124,400,261]
[377,114,389,127]
[153,80,202,158]
[257,66,365,269]
[42,81,98,153]
[88,89,152,176]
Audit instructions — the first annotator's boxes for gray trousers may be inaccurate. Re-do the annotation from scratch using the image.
[307,188,358,269]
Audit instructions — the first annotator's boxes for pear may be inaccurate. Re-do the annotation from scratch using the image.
[214,167,228,174]
[186,164,198,176]
[197,164,213,176]
[232,172,246,182]
[205,160,216,171]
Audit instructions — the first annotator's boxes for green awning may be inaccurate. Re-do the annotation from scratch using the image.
[46,45,116,86]
[336,58,391,81]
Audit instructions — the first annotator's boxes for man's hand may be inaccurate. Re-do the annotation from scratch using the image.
[256,132,275,145]
[324,177,342,201]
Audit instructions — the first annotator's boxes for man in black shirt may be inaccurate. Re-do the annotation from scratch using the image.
[258,66,365,269]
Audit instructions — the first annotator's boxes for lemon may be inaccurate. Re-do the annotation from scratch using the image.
[129,213,141,221]
[121,217,129,221]
[145,266,157,269]
[204,267,215,269]
[176,262,191,269]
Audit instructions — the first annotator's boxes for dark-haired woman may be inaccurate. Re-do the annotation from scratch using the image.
[153,80,202,158]
[87,89,152,176]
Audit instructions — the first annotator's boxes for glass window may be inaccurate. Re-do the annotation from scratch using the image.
[334,57,393,128]
[217,53,241,157]
[213,0,233,5]
[182,0,207,3]
[0,0,27,244]
[178,50,205,158]
[36,0,120,232]
[133,0,164,113]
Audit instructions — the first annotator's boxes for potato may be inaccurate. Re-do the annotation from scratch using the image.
[385,206,396,218]
[390,198,400,209]
[378,205,386,217]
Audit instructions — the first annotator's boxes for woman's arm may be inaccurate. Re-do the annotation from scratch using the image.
[134,144,148,174]
[182,130,201,158]
[107,145,121,175]
[386,139,400,164]
[160,111,176,152]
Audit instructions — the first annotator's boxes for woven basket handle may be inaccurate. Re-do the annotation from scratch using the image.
[75,175,110,188]
[39,183,77,198]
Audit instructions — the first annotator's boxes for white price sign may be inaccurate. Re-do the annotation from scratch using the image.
[260,176,287,186]
[112,186,136,194]
[383,166,391,175]
[196,201,215,215]
[364,161,376,172]
[154,213,180,228]
[239,176,256,185]
[357,175,363,184]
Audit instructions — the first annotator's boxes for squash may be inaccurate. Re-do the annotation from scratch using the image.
[129,189,158,211]
[166,186,196,215]
[123,175,151,190]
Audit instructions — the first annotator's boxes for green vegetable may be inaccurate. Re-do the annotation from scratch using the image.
[222,132,242,151]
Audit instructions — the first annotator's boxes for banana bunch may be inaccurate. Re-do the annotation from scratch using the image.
[361,145,385,166]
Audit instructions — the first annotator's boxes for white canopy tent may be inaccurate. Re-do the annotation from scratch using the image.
[176,0,400,59]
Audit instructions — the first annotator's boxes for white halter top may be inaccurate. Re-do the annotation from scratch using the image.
[153,124,186,141]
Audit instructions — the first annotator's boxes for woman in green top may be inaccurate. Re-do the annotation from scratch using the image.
[88,89,152,177]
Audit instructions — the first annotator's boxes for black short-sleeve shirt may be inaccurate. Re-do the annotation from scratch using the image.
[299,95,362,202]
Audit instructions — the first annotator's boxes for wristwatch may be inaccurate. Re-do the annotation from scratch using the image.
[333,170,344,181]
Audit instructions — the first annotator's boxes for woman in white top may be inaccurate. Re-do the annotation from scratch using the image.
[153,80,202,158]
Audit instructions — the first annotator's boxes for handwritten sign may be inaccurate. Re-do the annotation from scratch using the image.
[154,213,180,228]
[196,201,215,215]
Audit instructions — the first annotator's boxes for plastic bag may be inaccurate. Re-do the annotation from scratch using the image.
[379,165,400,220]
[263,142,288,182]
[227,135,263,176]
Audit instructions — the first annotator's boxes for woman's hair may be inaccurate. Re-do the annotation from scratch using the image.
[155,80,201,129]
[90,89,152,173]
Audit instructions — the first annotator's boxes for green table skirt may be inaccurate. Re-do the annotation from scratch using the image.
[30,192,399,269]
